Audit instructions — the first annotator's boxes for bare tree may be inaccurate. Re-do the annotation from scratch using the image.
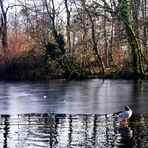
[0,0,8,53]
[64,0,71,52]
[81,2,105,74]
[43,0,65,54]
[94,0,143,77]
[103,1,108,66]
[141,0,148,57]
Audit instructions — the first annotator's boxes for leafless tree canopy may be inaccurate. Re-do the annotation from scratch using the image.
[0,0,147,79]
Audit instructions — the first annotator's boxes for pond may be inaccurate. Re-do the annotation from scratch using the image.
[0,113,148,147]
[0,79,148,147]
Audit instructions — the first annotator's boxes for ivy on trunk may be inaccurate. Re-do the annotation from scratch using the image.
[119,0,143,78]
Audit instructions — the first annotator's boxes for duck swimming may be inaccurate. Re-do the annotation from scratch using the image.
[114,106,132,121]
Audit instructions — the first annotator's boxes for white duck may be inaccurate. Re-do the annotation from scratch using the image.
[114,106,132,121]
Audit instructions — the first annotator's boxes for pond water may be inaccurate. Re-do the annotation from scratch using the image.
[0,79,148,114]
[0,113,148,148]
[0,79,148,147]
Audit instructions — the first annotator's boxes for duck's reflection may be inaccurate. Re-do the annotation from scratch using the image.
[115,120,133,139]
[119,122,133,139]
[114,119,135,147]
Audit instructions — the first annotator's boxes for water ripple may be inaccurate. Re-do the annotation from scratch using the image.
[0,113,148,147]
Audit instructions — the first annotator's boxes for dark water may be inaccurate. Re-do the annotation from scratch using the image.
[0,79,148,147]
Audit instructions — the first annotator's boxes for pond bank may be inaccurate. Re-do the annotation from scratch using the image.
[0,53,148,80]
[0,69,148,80]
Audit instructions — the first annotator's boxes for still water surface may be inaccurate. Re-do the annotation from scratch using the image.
[0,79,148,114]
[0,79,148,147]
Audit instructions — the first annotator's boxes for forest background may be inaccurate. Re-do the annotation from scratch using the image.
[0,0,148,80]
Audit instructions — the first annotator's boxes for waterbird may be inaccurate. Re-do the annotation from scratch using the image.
[114,106,132,122]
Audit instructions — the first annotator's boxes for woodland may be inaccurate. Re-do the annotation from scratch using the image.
[0,0,148,80]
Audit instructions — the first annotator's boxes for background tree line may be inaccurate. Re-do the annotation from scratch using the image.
[0,0,147,80]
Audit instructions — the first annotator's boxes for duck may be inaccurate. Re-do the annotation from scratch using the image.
[114,106,132,122]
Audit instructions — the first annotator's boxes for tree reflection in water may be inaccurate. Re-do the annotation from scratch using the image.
[2,115,10,148]
[114,119,134,147]
[0,113,148,147]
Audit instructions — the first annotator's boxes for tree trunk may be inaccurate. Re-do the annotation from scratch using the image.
[0,0,8,53]
[44,0,65,54]
[103,2,108,66]
[1,14,8,49]
[89,15,105,74]
[142,0,147,57]
[119,0,143,78]
[64,0,71,52]
[109,18,113,62]
[84,6,105,74]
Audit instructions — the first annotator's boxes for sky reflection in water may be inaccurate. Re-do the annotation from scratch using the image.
[0,79,148,114]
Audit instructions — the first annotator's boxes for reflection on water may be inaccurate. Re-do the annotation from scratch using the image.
[0,80,148,147]
[0,79,148,114]
[114,120,134,147]
[0,114,148,148]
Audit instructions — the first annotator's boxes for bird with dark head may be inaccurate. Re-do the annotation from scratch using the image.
[125,106,131,111]
[114,106,132,122]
